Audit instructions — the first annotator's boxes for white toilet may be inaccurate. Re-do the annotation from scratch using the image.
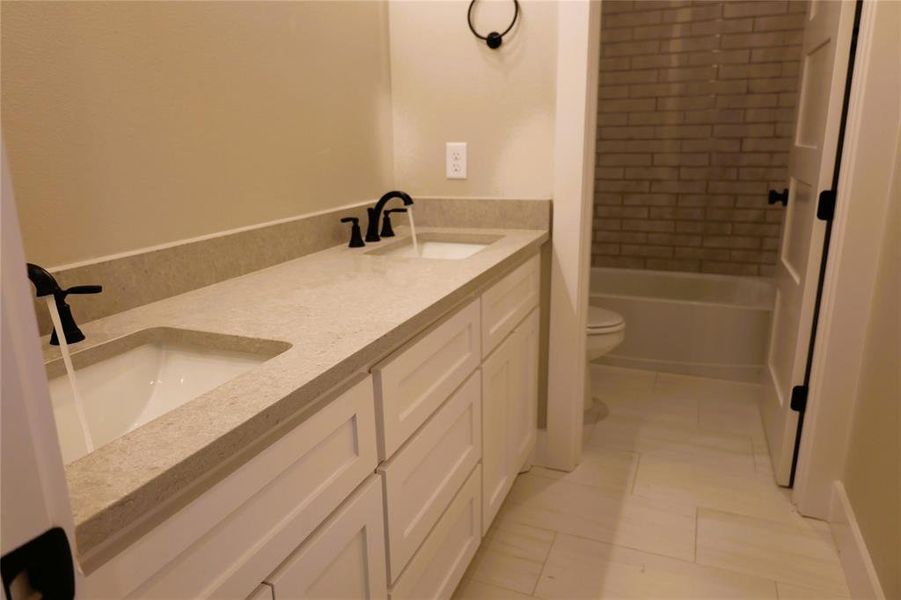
[585,305,626,409]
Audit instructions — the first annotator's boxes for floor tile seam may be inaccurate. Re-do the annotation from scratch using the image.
[629,489,807,529]
[694,506,700,563]
[629,452,642,496]
[466,572,539,598]
[537,528,795,590]
[696,504,842,537]
[527,467,638,493]
[694,554,852,599]
[506,477,697,520]
[528,530,558,596]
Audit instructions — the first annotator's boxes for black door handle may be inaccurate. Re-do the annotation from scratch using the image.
[768,188,789,207]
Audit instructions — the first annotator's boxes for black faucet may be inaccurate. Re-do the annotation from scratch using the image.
[366,191,414,242]
[26,263,102,346]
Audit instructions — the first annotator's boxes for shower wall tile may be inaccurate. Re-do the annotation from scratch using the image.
[594,0,806,275]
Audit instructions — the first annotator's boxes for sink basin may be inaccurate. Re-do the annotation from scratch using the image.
[46,328,290,464]
[366,232,502,260]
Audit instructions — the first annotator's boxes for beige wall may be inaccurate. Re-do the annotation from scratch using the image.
[388,0,556,198]
[2,1,393,266]
[841,134,901,599]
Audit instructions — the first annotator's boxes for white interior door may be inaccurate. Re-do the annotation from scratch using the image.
[762,0,857,486]
[1,142,81,596]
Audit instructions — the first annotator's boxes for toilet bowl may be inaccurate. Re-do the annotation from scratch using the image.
[585,305,625,409]
[587,305,625,361]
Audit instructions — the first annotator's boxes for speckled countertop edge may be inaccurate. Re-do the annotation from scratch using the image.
[46,226,548,566]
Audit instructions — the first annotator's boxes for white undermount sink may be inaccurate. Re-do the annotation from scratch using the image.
[366,232,502,260]
[47,328,289,464]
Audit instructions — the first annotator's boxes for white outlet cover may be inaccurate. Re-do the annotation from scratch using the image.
[446,142,467,180]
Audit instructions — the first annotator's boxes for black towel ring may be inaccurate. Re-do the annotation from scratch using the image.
[467,0,520,49]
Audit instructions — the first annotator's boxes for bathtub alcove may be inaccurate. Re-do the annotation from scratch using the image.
[590,268,775,382]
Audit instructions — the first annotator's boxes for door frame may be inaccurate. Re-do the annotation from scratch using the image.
[541,0,601,471]
[792,0,901,519]
[1,140,83,594]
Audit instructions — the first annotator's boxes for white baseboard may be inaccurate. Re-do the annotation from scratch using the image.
[829,481,886,600]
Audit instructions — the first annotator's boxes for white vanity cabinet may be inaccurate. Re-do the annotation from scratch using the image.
[481,254,540,356]
[481,307,539,533]
[373,299,481,459]
[261,474,387,600]
[378,370,481,581]
[85,376,379,600]
[480,256,540,533]
[389,465,482,600]
[85,251,543,600]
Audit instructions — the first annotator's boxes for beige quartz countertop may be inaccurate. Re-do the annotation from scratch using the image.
[44,226,547,567]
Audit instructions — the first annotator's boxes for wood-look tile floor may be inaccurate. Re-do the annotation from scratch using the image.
[454,365,850,599]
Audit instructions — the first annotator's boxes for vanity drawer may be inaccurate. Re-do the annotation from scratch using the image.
[379,370,481,582]
[373,299,481,459]
[389,465,482,600]
[89,375,378,600]
[262,474,387,600]
[481,254,540,357]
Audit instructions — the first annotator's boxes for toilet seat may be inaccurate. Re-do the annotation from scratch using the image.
[587,305,625,334]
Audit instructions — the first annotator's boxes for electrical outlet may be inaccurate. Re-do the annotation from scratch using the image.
[446,142,467,180]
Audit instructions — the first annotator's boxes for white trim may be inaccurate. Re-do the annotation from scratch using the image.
[49,198,376,272]
[793,0,901,518]
[829,482,887,600]
[1,141,83,586]
[542,1,601,470]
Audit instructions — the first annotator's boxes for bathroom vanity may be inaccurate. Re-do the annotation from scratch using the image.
[47,225,547,599]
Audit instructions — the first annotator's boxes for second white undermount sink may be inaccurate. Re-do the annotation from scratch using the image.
[48,329,289,464]
[365,233,502,260]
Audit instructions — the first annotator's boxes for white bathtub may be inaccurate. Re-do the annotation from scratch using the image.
[589,268,775,382]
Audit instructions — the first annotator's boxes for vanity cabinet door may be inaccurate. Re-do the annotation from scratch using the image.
[481,309,539,534]
[389,465,482,600]
[509,308,539,475]
[264,474,387,600]
[480,331,517,534]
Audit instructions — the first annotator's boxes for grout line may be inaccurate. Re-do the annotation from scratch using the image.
[694,506,700,563]
[530,530,558,596]
[629,453,642,496]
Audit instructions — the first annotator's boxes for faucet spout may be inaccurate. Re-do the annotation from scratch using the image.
[26,263,102,346]
[366,190,414,242]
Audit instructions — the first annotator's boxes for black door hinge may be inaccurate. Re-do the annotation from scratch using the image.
[817,189,836,221]
[790,385,809,412]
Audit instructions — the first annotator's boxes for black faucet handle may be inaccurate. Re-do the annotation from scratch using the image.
[64,285,102,296]
[380,208,408,238]
[340,217,365,248]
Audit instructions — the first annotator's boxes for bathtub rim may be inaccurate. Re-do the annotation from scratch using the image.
[590,267,776,311]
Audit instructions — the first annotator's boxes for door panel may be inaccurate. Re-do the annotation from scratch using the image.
[762,0,856,485]
[510,309,539,473]
[481,332,515,534]
[0,143,81,592]
[263,475,387,600]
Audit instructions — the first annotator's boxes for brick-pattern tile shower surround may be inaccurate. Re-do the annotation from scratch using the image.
[593,0,807,276]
